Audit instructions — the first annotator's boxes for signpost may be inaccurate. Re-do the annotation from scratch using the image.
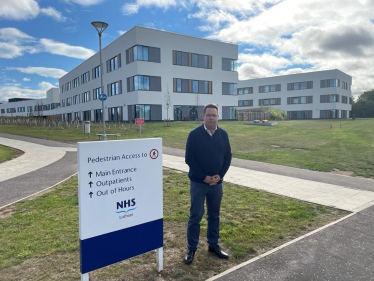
[135,118,144,138]
[78,139,163,280]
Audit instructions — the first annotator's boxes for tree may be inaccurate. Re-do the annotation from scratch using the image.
[164,83,172,126]
[351,89,374,118]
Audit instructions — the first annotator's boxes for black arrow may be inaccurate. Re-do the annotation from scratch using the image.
[89,181,93,188]
[89,192,93,198]
[88,172,93,178]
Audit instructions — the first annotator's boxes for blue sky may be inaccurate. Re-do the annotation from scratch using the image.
[1,0,374,101]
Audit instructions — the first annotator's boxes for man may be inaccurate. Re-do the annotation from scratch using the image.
[183,103,232,265]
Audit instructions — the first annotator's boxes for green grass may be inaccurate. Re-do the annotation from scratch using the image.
[1,118,374,177]
[0,145,21,163]
[0,169,348,280]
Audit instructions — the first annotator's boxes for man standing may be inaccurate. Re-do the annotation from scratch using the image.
[183,103,232,265]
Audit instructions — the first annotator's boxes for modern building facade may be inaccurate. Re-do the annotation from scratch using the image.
[237,69,352,119]
[0,26,353,120]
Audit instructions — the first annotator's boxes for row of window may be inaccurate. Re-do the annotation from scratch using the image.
[3,103,60,113]
[284,110,348,119]
[238,95,351,107]
[173,78,212,94]
[61,45,237,93]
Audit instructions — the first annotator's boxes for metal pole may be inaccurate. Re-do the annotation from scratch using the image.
[99,33,106,141]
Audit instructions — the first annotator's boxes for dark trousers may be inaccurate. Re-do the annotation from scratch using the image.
[187,181,223,251]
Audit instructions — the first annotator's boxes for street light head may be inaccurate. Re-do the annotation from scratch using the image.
[91,21,108,35]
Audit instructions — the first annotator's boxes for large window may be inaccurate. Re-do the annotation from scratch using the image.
[173,78,212,94]
[237,87,253,95]
[222,82,237,95]
[81,72,90,84]
[61,99,65,107]
[222,58,237,71]
[93,87,101,100]
[287,96,313,104]
[17,107,25,112]
[320,79,340,88]
[238,100,253,107]
[259,98,281,106]
[320,110,339,119]
[73,94,80,104]
[83,110,91,121]
[27,106,33,112]
[92,65,101,79]
[65,81,71,91]
[135,104,151,120]
[107,54,121,72]
[82,91,90,103]
[172,50,212,69]
[108,107,122,121]
[51,103,59,110]
[341,95,348,104]
[66,97,72,106]
[287,81,313,90]
[127,45,160,64]
[320,94,340,103]
[107,81,122,96]
[259,84,281,93]
[127,75,161,92]
[7,108,16,113]
[287,111,313,119]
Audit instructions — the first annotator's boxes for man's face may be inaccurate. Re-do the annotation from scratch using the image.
[203,107,219,129]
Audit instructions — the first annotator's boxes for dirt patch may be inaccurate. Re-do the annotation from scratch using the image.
[0,205,16,219]
[329,168,354,176]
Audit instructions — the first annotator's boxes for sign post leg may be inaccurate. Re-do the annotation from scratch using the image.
[156,247,163,272]
[139,125,142,139]
[81,273,89,281]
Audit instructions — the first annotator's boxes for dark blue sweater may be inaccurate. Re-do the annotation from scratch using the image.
[185,124,232,183]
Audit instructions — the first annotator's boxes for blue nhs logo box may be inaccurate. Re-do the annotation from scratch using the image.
[78,138,163,274]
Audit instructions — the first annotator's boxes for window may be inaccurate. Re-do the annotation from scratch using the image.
[135,104,151,120]
[173,78,212,94]
[94,109,102,122]
[287,96,313,104]
[93,87,101,100]
[126,45,161,64]
[238,100,253,107]
[320,94,340,103]
[237,87,253,95]
[287,81,313,90]
[60,86,64,94]
[82,91,90,103]
[65,81,71,91]
[107,81,122,96]
[287,111,313,119]
[51,103,59,110]
[74,112,80,121]
[172,50,212,69]
[66,97,72,106]
[1,109,4,114]
[222,82,237,95]
[259,84,281,93]
[27,106,33,112]
[128,76,161,92]
[342,96,348,104]
[222,58,237,71]
[81,72,90,84]
[83,110,91,121]
[17,107,25,112]
[108,107,122,121]
[320,110,339,119]
[107,54,121,72]
[92,65,101,79]
[73,77,79,88]
[73,95,80,104]
[259,98,281,106]
[61,100,65,107]
[320,79,340,88]
[7,108,16,113]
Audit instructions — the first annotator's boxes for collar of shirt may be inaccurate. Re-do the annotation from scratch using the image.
[204,124,217,136]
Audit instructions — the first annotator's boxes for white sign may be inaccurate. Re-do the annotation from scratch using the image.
[78,138,163,274]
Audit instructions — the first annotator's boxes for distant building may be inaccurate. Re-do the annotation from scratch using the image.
[0,26,352,120]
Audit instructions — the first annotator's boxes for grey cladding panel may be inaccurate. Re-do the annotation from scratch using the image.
[222,82,230,95]
[149,47,161,63]
[150,76,161,91]
[222,58,230,71]
[150,105,162,120]
[181,52,188,66]
[221,106,230,119]
[181,79,189,93]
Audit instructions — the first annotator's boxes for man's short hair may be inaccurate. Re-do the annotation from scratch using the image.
[203,103,218,114]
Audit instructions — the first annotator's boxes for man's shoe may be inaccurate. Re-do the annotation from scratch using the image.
[183,249,195,264]
[208,245,229,259]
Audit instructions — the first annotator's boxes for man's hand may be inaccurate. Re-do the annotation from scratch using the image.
[203,175,221,186]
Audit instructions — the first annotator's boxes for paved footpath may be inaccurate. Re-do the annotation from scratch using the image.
[1,134,374,280]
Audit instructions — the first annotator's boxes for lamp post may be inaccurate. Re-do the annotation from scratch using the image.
[91,21,108,140]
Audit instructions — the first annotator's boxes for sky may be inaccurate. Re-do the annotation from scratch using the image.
[1,0,373,101]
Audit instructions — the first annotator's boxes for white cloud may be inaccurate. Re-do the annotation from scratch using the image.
[0,27,35,43]
[64,0,106,6]
[0,42,24,59]
[7,67,67,79]
[0,82,55,100]
[0,0,39,20]
[40,7,67,22]
[239,53,292,70]
[118,30,127,36]
[40,38,95,59]
[121,4,140,15]
[121,0,180,15]
[23,78,31,81]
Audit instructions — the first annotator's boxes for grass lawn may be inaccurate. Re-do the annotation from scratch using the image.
[0,145,23,163]
[1,118,374,178]
[0,169,348,281]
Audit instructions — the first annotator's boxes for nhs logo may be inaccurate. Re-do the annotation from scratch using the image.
[116,198,136,215]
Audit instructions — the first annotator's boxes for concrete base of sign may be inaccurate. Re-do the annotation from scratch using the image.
[81,273,89,281]
[157,247,163,272]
